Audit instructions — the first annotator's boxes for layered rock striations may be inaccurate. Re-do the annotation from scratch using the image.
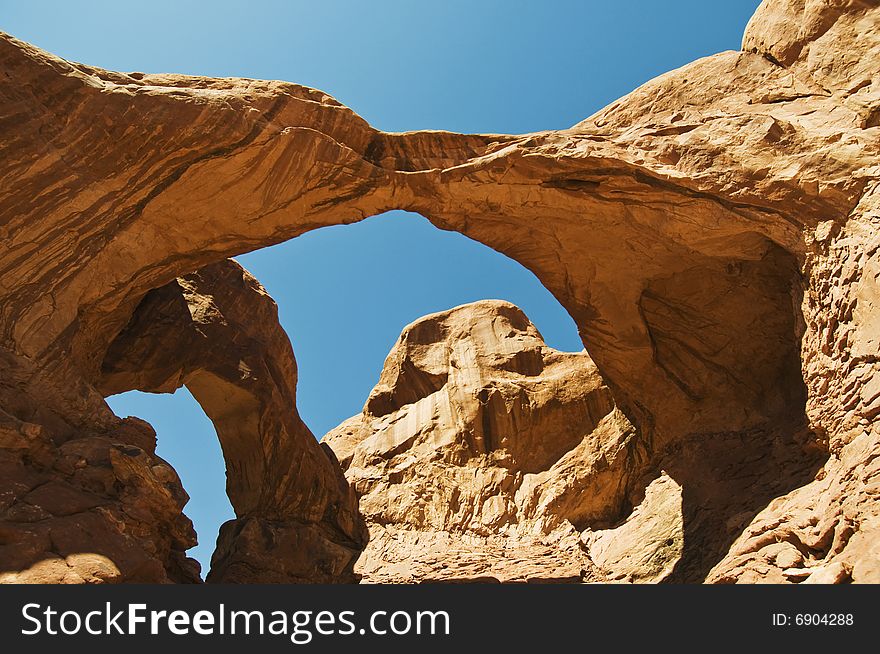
[0,0,878,582]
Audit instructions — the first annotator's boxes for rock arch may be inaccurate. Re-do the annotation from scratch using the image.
[99,259,366,582]
[1,0,879,582]
[0,26,819,447]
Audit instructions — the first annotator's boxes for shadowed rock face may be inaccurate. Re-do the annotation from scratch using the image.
[1,0,879,582]
[99,260,367,583]
[0,412,200,583]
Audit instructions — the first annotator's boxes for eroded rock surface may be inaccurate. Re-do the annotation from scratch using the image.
[323,301,647,582]
[100,259,367,583]
[323,302,829,583]
[0,412,199,583]
[1,0,879,582]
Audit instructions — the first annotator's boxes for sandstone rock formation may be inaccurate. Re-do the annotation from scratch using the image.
[0,411,200,583]
[1,0,878,582]
[323,300,648,582]
[322,301,827,583]
[1,258,367,583]
[99,259,367,583]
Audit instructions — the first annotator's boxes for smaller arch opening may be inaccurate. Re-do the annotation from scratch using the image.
[105,387,234,578]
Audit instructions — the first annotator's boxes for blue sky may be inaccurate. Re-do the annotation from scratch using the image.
[2,0,762,573]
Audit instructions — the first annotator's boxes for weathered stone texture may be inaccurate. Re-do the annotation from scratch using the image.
[1,0,878,582]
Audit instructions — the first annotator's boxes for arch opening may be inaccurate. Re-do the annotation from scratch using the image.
[105,387,233,579]
[100,210,586,580]
[97,207,825,584]
[1,0,871,585]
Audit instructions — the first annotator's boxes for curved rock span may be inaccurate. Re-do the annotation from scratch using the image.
[1,0,879,582]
